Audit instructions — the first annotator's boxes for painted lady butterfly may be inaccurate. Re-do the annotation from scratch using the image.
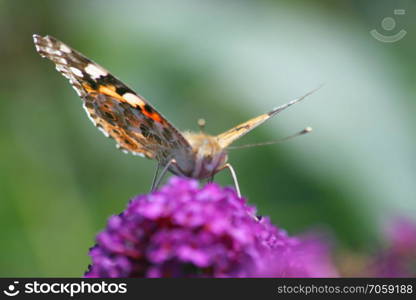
[33,34,316,196]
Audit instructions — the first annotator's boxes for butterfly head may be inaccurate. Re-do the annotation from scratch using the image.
[173,132,228,179]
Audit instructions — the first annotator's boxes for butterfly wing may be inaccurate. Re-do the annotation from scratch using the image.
[33,34,191,162]
[216,88,319,148]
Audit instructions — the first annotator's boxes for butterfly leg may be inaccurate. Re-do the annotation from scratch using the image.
[221,164,260,221]
[150,163,161,192]
[222,163,241,198]
[223,164,260,221]
[152,159,176,192]
[207,174,215,184]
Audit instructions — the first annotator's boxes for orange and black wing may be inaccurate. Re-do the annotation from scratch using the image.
[33,34,191,162]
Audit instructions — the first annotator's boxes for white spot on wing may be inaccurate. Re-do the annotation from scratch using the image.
[45,47,62,56]
[123,93,145,106]
[59,44,72,53]
[55,65,65,72]
[132,151,145,157]
[70,67,83,77]
[116,144,144,157]
[57,57,68,65]
[85,63,107,79]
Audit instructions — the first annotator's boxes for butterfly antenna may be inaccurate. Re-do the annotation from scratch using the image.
[227,127,312,150]
[268,84,324,117]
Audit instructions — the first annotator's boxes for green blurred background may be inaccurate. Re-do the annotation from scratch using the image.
[0,0,415,276]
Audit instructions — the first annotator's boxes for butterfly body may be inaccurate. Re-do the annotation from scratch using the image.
[33,34,315,194]
[177,132,228,179]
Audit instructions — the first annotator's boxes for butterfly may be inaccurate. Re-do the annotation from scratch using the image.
[33,34,317,197]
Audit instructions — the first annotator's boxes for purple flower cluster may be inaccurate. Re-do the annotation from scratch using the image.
[254,230,338,277]
[85,177,337,277]
[370,219,416,277]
